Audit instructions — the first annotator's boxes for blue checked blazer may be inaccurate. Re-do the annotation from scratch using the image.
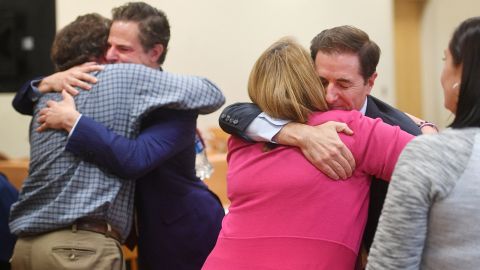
[9,63,225,242]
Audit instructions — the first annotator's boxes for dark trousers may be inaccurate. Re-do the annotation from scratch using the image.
[0,261,11,270]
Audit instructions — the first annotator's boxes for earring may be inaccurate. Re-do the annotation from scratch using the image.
[452,82,459,89]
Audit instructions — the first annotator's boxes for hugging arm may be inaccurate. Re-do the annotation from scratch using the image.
[35,83,197,180]
[219,103,263,142]
[356,115,414,181]
[195,79,226,114]
[404,112,439,134]
[12,78,43,115]
[275,121,355,179]
[66,109,197,179]
[12,63,103,115]
[219,102,355,179]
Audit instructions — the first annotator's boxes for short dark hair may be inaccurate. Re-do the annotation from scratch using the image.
[112,2,170,65]
[51,13,111,71]
[310,25,380,83]
[449,16,480,128]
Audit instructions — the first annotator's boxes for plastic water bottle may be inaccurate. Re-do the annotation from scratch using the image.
[195,131,214,180]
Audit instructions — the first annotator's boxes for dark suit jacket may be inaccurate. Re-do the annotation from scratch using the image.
[67,110,224,270]
[362,96,421,250]
[12,69,225,270]
[12,77,43,115]
[0,174,18,268]
[218,96,421,252]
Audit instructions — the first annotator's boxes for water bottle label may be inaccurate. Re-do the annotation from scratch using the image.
[195,134,204,154]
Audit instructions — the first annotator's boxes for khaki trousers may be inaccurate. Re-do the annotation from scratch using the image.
[11,229,125,270]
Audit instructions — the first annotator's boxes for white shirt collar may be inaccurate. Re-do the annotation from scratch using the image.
[359,98,368,115]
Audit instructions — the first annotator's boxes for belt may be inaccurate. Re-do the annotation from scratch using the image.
[73,219,122,243]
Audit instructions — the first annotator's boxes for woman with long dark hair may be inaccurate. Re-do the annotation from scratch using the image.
[367,16,480,270]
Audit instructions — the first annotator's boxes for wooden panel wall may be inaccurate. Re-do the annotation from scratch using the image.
[394,0,426,117]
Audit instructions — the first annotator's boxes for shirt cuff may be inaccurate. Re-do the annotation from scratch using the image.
[28,79,43,102]
[68,114,82,138]
[245,112,290,143]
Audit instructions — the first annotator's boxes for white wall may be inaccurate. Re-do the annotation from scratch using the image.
[0,94,30,158]
[1,0,394,158]
[56,0,395,126]
[421,0,480,128]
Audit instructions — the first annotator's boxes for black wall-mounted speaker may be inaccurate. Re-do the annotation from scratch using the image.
[0,0,56,92]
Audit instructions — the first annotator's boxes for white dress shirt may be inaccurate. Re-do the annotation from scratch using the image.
[245,98,368,142]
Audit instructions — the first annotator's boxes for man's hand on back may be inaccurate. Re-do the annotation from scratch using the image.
[274,121,355,180]
[38,62,104,95]
[404,112,439,134]
[37,90,80,133]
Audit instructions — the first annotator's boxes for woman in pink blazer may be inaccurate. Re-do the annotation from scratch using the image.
[203,38,414,270]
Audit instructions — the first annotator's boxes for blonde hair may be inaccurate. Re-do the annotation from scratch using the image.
[248,37,328,123]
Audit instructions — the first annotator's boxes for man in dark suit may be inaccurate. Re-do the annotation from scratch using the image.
[219,25,436,262]
[12,4,225,269]
[65,4,225,269]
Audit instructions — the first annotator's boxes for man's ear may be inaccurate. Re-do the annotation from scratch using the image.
[148,44,164,64]
[366,72,378,95]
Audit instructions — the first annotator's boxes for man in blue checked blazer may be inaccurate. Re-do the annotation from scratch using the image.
[11,8,225,270]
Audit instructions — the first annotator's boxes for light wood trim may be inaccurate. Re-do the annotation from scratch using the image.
[0,159,29,190]
[122,246,138,270]
[394,0,426,116]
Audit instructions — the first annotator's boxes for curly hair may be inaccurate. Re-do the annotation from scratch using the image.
[51,13,111,71]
